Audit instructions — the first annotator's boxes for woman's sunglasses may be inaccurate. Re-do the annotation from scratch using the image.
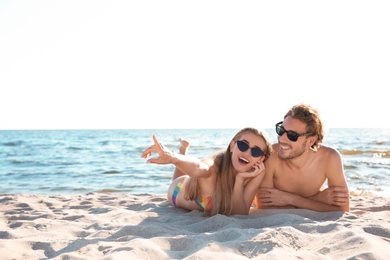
[235,140,264,157]
[275,121,314,142]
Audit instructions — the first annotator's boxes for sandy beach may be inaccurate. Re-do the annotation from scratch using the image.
[1,193,389,260]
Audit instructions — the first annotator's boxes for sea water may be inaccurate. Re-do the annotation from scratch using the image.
[1,128,389,196]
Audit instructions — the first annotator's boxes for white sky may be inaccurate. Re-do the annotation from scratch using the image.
[1,1,389,130]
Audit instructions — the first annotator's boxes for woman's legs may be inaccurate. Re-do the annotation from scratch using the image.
[172,138,190,180]
[167,138,205,211]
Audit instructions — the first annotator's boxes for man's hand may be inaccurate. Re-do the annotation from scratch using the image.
[312,186,349,206]
[256,187,294,207]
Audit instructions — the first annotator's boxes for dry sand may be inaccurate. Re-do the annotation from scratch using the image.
[1,193,389,259]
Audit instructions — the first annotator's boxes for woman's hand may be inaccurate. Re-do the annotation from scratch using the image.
[239,161,265,178]
[140,135,175,165]
[236,161,265,181]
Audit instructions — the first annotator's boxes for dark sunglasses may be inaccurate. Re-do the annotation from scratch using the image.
[235,140,264,157]
[275,121,314,142]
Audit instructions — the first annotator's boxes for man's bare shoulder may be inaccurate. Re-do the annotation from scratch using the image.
[265,143,280,162]
[264,144,282,175]
[317,144,342,159]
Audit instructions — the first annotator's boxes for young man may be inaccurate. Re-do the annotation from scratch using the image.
[255,103,350,212]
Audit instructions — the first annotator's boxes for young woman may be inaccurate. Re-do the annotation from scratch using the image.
[141,127,273,216]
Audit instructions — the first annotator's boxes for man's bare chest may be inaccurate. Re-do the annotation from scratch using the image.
[273,168,327,197]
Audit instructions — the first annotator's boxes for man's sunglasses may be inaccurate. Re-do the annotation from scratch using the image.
[275,121,314,142]
[235,140,264,157]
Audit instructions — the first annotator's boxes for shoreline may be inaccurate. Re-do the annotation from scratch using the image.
[1,193,390,259]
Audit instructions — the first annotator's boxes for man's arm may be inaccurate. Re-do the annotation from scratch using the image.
[257,187,348,212]
[310,149,350,212]
[310,186,349,208]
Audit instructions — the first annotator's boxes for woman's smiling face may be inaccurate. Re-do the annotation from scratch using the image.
[230,132,266,173]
